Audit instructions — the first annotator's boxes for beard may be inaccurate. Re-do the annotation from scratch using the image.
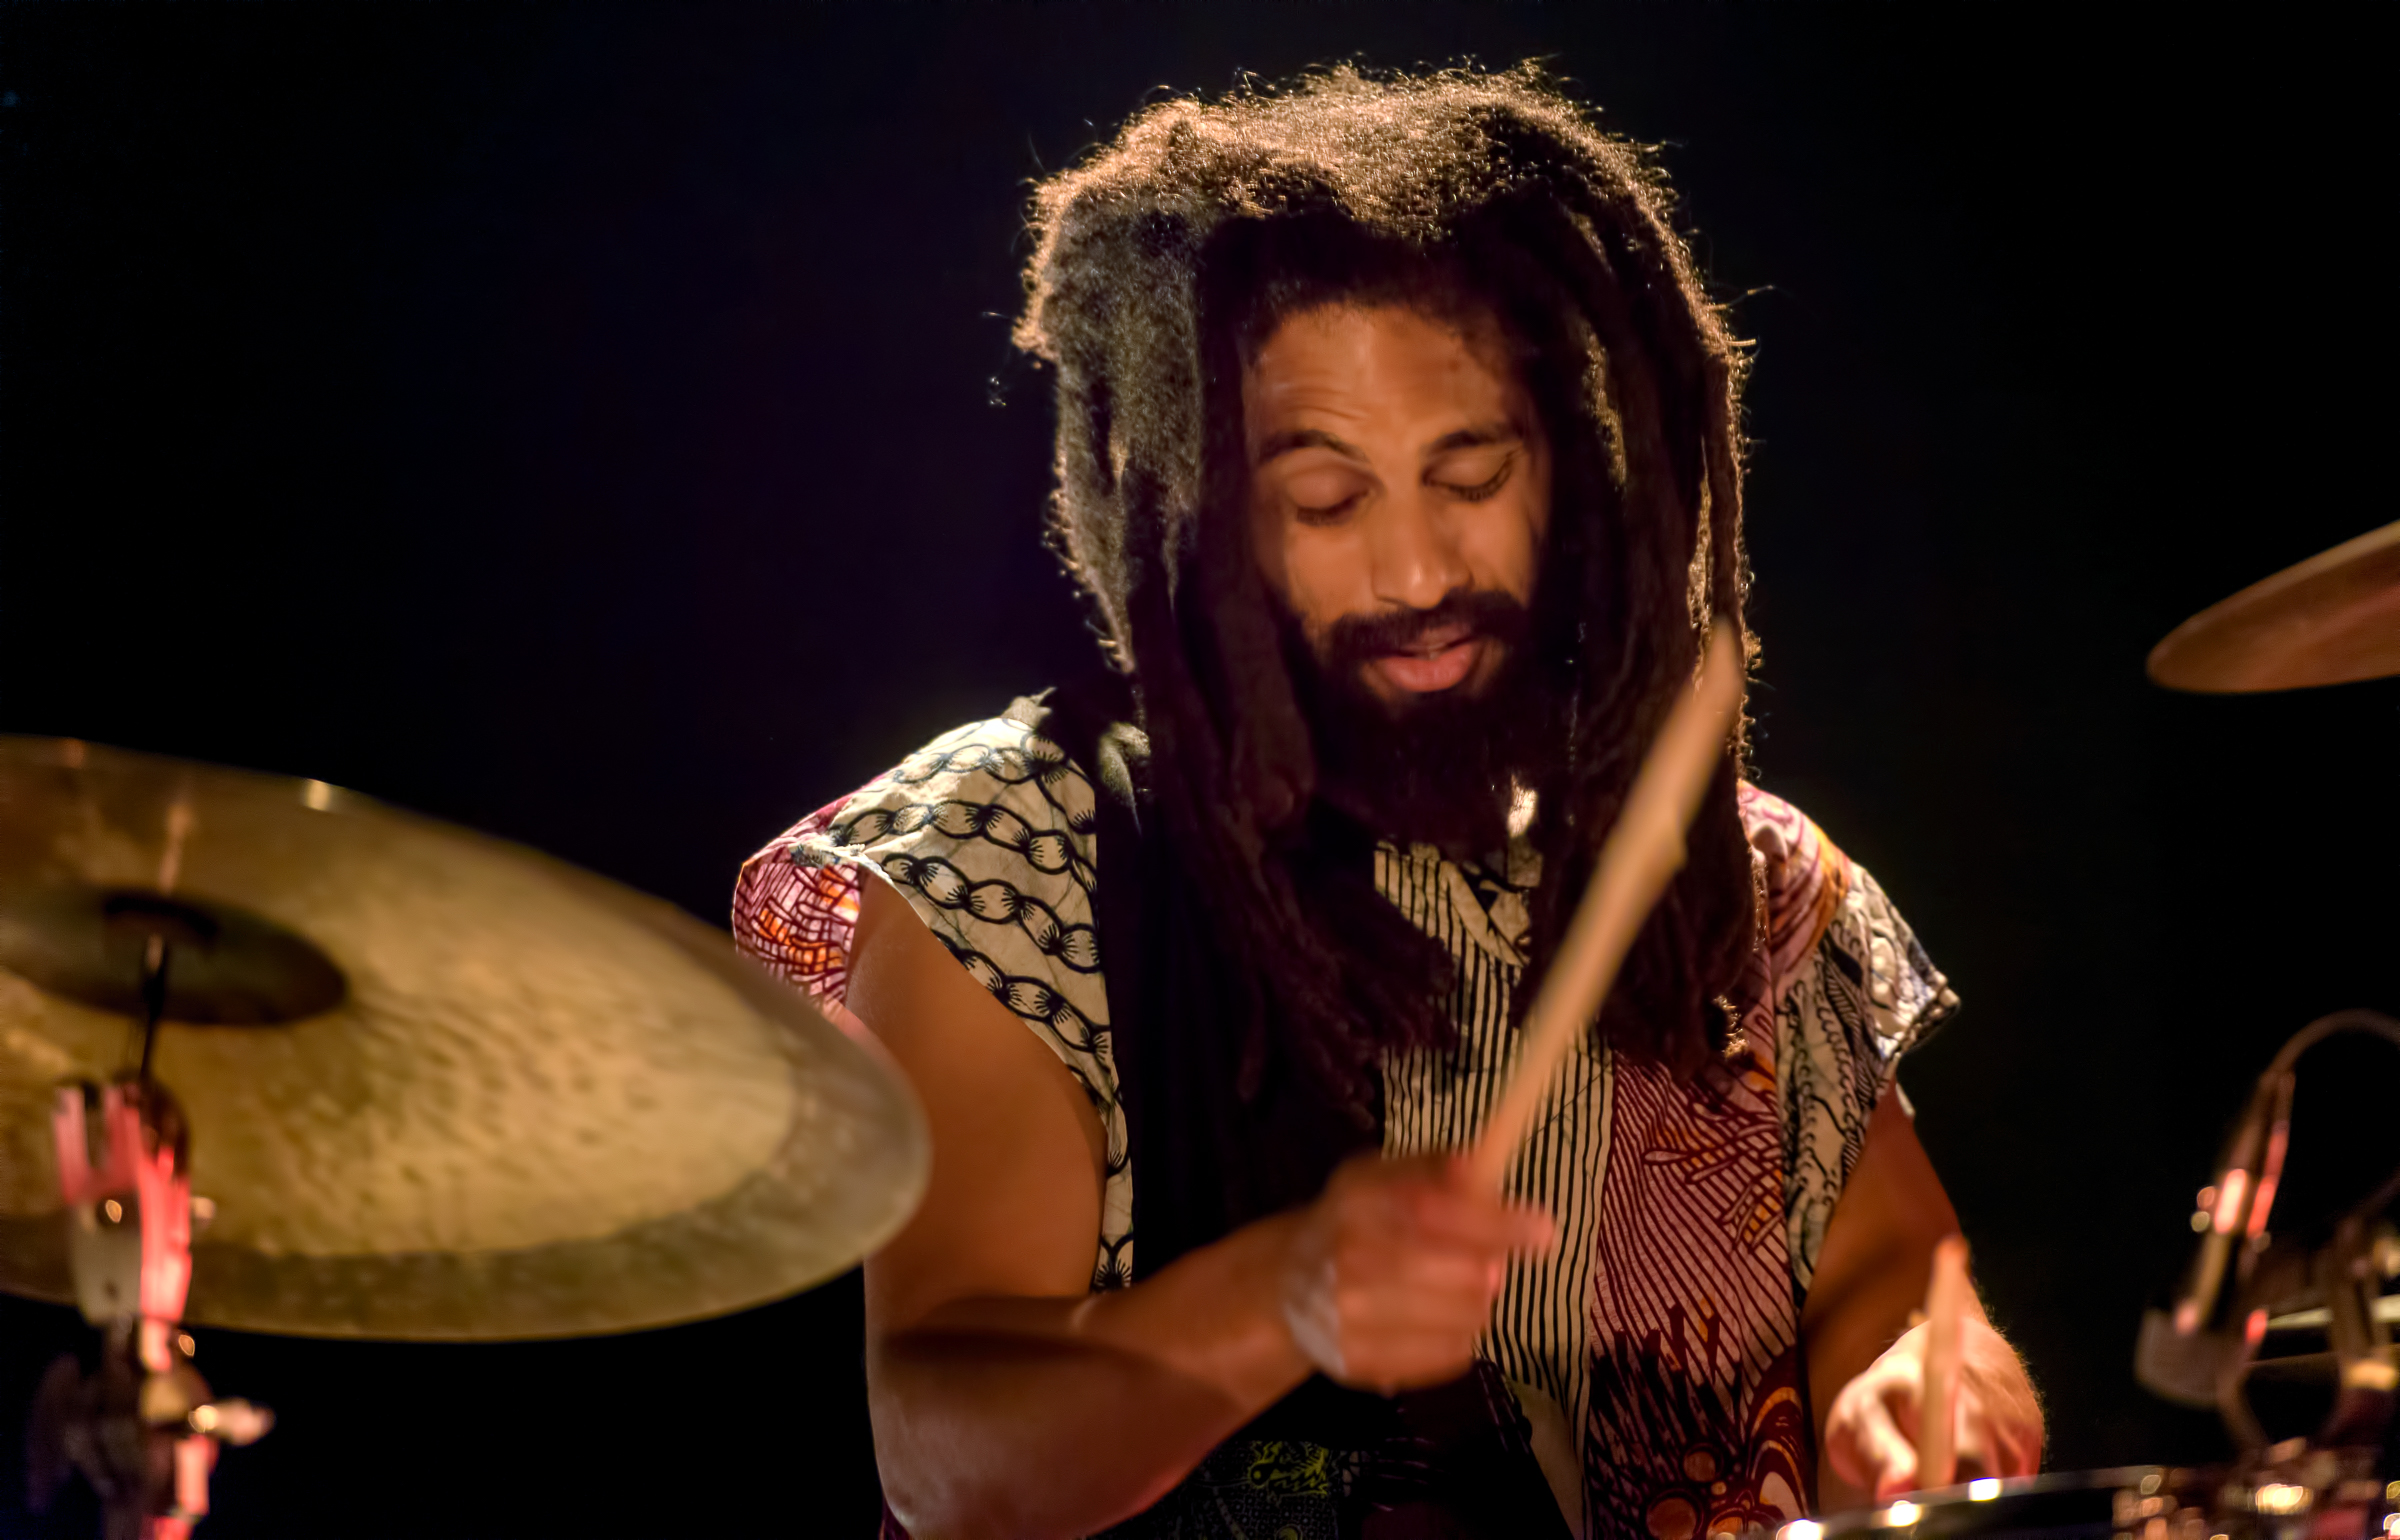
[1281,587,1561,857]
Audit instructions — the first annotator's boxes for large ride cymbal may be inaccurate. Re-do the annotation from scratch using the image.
[2147,521,2400,692]
[0,736,927,1340]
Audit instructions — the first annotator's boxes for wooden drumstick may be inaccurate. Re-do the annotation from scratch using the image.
[1916,1234,1972,1491]
[1465,622,1745,1190]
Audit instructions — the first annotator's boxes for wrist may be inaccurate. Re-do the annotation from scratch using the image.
[1251,1209,1318,1387]
[1071,1209,1313,1406]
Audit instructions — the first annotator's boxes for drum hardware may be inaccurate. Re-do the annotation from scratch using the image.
[27,1079,272,1540]
[1784,543,2400,1540]
[1,734,933,1535]
[1781,1009,2398,1540]
[2264,1296,2400,1336]
[1784,1458,2400,1540]
[2136,1011,2400,1452]
[18,793,275,1540]
[2126,529,2400,1516]
[9,512,2393,1536]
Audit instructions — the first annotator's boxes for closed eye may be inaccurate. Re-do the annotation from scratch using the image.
[1431,457,1514,503]
[1295,493,1364,526]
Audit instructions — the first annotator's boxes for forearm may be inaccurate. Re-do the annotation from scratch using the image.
[870,1212,1313,1540]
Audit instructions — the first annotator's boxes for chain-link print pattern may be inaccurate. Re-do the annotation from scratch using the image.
[737,716,1133,1291]
[737,724,1959,1530]
[941,937,1113,1064]
[839,736,1098,887]
[834,802,1098,900]
[878,851,1102,981]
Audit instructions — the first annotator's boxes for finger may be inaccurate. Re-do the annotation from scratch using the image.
[1326,1155,1452,1218]
[1402,1188,1555,1255]
[1337,1220,1512,1292]
[1952,1396,2040,1483]
[1356,1153,1465,1198]
[1330,1273,1505,1337]
[1823,1417,1874,1491]
[1825,1376,1909,1494]
[1331,1335,1482,1394]
[1992,1412,2042,1478]
[1507,1204,1558,1254]
[1355,1185,1523,1263]
[1952,1398,1992,1483]
[1855,1387,1920,1499]
[1332,1243,1501,1302]
[1430,1154,1553,1231]
[1332,1289,1497,1341]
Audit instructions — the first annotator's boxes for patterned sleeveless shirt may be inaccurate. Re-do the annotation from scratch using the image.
[733,714,1957,1540]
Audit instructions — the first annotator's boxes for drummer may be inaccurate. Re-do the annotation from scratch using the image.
[736,66,2041,1539]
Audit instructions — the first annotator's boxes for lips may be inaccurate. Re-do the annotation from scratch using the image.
[1368,628,1485,694]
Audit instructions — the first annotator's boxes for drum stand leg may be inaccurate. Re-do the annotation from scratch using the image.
[27,935,271,1540]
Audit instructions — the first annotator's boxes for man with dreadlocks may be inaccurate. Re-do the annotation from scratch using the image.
[735,65,2041,1540]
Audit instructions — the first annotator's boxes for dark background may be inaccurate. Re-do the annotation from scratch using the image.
[2,3,2394,1535]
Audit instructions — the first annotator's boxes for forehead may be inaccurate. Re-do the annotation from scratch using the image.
[1242,303,1523,429]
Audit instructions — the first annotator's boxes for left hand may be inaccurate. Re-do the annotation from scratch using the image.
[1823,1318,2043,1501]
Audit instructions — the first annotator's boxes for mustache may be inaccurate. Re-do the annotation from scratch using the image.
[1320,588,1534,674]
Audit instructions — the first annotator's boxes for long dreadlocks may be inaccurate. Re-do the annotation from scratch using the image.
[1014,64,1758,1124]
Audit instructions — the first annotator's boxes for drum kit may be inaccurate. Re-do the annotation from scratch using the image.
[0,743,929,1536]
[1792,520,2400,1540]
[0,524,2393,1540]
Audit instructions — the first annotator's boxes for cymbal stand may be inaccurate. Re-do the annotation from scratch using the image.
[2138,1010,2400,1461]
[29,920,271,1540]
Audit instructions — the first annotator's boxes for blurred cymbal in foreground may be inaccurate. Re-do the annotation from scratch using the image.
[0,735,927,1340]
[2148,520,2400,693]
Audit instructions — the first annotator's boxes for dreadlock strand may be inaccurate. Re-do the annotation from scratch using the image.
[1514,165,1756,1062]
[1018,64,1766,1108]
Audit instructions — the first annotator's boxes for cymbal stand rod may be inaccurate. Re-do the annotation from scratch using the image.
[136,932,172,1084]
[135,793,192,1085]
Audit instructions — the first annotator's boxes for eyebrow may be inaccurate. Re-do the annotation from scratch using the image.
[1426,422,1523,456]
[1252,420,1524,466]
[1254,427,1364,466]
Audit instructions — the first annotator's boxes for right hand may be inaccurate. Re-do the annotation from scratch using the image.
[1278,1152,1554,1394]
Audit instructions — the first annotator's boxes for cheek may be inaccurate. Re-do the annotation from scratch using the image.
[1466,486,1548,603]
[1264,520,1370,643]
[1250,494,1296,602]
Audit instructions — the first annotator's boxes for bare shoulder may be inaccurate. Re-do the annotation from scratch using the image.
[848,876,1109,1332]
[1803,1089,1962,1325]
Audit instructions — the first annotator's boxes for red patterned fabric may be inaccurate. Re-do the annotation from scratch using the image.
[1586,1051,1810,1533]
[733,797,858,1004]
[736,729,1956,1540]
[1581,792,1856,1537]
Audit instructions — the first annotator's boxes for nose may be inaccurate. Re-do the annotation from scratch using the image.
[1365,487,1470,613]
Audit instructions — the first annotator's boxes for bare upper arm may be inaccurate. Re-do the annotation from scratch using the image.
[1800,1087,1979,1427]
[845,874,1110,1336]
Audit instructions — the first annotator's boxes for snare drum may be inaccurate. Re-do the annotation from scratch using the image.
[1781,1455,2396,1540]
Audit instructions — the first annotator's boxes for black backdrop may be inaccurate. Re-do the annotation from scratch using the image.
[2,5,2395,1536]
